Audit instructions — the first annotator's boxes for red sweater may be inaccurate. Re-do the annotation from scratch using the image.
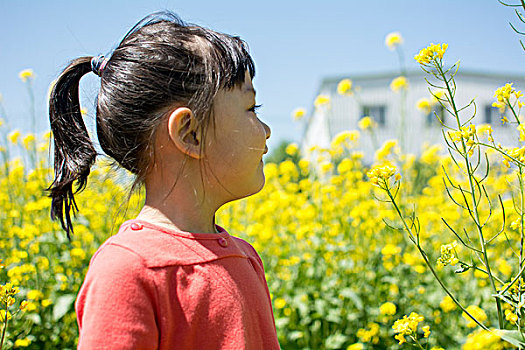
[75,219,280,349]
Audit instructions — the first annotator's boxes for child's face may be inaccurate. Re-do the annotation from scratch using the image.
[204,71,271,202]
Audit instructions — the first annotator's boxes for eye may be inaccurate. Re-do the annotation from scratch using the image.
[249,104,263,114]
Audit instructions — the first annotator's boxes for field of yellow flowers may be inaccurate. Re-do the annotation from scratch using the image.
[0,82,521,349]
[3,8,525,349]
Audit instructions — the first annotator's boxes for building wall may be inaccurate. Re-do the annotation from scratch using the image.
[301,71,525,166]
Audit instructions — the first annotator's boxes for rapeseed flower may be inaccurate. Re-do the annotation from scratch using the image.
[416,98,432,114]
[314,94,330,108]
[390,76,408,92]
[436,241,459,267]
[440,295,457,312]
[292,107,306,120]
[358,116,376,131]
[14,338,31,347]
[379,302,396,316]
[18,69,34,82]
[504,309,518,324]
[285,143,299,156]
[337,78,353,95]
[367,164,398,188]
[274,297,286,309]
[8,130,21,144]
[392,312,424,344]
[385,32,403,50]
[346,344,364,350]
[462,329,506,350]
[414,43,448,65]
[422,325,430,338]
[462,305,487,328]
[22,134,35,149]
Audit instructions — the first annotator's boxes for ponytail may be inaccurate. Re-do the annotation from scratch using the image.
[47,57,97,239]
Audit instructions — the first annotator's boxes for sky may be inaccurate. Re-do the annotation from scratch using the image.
[1,0,525,151]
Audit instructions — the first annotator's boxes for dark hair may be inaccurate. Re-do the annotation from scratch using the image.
[47,11,255,238]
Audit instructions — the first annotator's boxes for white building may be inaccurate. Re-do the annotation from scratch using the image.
[301,70,525,165]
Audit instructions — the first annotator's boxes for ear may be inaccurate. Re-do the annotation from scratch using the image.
[167,107,202,159]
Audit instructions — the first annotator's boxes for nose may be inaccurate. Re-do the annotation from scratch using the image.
[262,120,271,140]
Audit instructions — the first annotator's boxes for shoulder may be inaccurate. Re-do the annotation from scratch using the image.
[230,235,266,267]
[101,220,252,268]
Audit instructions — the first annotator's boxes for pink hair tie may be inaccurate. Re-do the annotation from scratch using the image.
[91,55,109,77]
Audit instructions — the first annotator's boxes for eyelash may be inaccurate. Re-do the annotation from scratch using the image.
[249,104,263,114]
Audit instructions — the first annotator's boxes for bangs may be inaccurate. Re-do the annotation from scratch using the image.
[203,31,256,89]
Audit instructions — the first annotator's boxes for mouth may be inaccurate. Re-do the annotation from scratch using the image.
[263,145,268,154]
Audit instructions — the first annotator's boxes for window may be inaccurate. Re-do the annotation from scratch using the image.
[484,104,505,125]
[426,105,446,127]
[361,105,386,126]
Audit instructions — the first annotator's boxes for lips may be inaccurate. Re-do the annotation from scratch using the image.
[263,145,268,154]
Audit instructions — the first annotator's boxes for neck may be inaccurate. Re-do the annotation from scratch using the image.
[137,178,220,234]
[137,205,218,234]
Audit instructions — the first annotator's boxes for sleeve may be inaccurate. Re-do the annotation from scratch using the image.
[75,243,159,350]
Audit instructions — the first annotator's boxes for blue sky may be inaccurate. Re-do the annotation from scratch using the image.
[1,0,525,150]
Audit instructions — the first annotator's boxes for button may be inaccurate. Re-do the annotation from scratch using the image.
[130,223,143,230]
[218,237,228,247]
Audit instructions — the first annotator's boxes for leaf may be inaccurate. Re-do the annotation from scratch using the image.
[53,294,76,321]
[339,288,363,310]
[324,333,348,349]
[497,330,525,349]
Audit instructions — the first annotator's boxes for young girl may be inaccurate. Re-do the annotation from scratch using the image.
[47,11,279,349]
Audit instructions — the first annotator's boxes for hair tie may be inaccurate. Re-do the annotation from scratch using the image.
[91,55,109,77]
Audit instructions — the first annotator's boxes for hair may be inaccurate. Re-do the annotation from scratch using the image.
[47,11,255,239]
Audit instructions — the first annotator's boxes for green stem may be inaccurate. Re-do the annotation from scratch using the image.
[507,100,521,126]
[518,166,524,337]
[436,61,504,328]
[410,335,425,350]
[385,185,490,331]
[0,302,8,350]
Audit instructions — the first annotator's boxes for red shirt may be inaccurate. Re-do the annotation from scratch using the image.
[76,219,280,349]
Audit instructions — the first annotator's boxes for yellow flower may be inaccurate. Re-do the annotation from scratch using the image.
[347,344,364,350]
[494,83,514,103]
[27,289,43,300]
[390,76,408,92]
[385,32,403,50]
[14,338,31,347]
[414,43,448,64]
[392,312,424,343]
[505,309,518,324]
[463,329,506,350]
[437,241,459,267]
[18,69,34,82]
[358,116,376,130]
[274,297,286,309]
[292,108,306,120]
[440,295,457,312]
[314,95,330,108]
[331,130,359,150]
[41,299,53,308]
[337,78,353,95]
[80,107,88,116]
[0,310,12,322]
[8,130,21,144]
[285,143,299,156]
[422,325,430,338]
[22,134,35,149]
[379,302,396,316]
[368,164,399,188]
[462,305,487,328]
[416,98,431,114]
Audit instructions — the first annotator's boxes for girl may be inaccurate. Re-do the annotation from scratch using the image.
[47,11,279,349]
